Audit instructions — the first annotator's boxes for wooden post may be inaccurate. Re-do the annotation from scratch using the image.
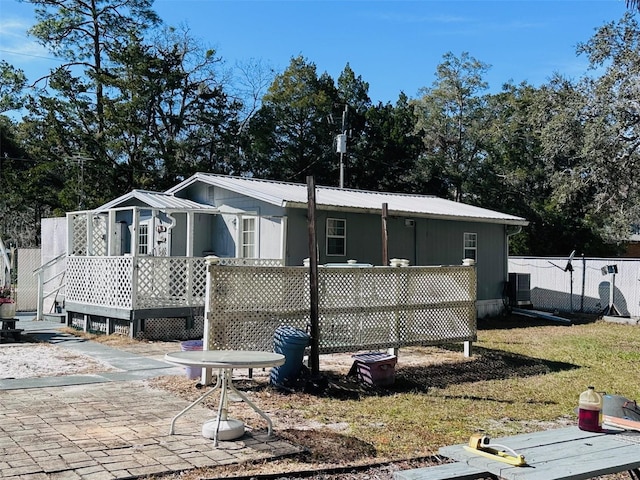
[307,176,320,377]
[381,203,389,267]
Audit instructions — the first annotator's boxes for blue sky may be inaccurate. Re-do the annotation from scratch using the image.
[0,0,631,104]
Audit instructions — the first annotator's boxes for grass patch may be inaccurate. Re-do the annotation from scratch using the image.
[144,314,640,478]
[255,315,639,459]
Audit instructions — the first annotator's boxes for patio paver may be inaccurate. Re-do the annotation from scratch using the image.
[0,379,302,479]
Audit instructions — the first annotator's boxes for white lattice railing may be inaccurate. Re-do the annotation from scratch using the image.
[66,256,208,310]
[68,212,110,256]
[205,261,477,354]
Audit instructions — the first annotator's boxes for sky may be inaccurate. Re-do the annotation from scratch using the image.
[0,0,632,105]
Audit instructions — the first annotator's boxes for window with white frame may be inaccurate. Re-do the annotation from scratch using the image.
[463,232,477,261]
[138,224,149,255]
[241,217,257,258]
[326,218,346,256]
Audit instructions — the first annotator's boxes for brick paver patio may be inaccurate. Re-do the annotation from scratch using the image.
[0,375,301,479]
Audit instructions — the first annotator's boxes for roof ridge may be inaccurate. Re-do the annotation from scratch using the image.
[196,173,438,198]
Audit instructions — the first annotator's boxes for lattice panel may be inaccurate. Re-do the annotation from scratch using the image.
[90,214,107,256]
[69,312,84,330]
[113,321,130,336]
[66,256,207,310]
[88,317,108,334]
[209,265,309,312]
[66,256,134,308]
[215,258,283,267]
[206,263,476,354]
[136,257,207,308]
[135,315,204,341]
[70,214,87,256]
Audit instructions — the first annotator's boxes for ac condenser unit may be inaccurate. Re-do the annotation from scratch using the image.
[508,273,532,307]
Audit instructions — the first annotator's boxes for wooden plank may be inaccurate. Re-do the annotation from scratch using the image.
[0,328,23,334]
[0,319,18,329]
[393,461,492,480]
[504,444,640,480]
[381,203,389,266]
[439,427,640,480]
[0,328,23,341]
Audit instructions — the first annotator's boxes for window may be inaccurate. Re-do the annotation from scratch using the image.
[326,218,346,256]
[241,217,256,258]
[463,232,477,261]
[138,224,149,255]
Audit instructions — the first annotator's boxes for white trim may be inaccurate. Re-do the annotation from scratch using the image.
[239,215,259,259]
[131,209,140,257]
[463,232,477,262]
[107,210,117,255]
[86,214,94,256]
[326,218,347,257]
[138,224,149,255]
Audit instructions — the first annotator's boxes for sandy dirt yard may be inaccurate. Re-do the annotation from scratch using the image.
[0,343,119,379]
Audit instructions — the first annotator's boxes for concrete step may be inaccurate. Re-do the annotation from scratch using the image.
[43,312,66,323]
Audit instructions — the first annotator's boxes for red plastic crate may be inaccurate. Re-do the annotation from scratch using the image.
[351,352,397,386]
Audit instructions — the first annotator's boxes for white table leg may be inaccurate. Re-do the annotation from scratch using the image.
[227,375,274,436]
[212,368,230,446]
[169,370,221,435]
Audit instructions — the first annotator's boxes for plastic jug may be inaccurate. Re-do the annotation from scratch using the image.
[578,386,602,432]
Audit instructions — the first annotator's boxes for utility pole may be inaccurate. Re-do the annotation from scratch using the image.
[306,176,320,376]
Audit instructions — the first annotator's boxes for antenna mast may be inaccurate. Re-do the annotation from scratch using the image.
[335,105,348,188]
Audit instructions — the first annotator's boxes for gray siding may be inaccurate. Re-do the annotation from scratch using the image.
[192,213,215,256]
[421,219,507,301]
[283,208,508,302]
[212,214,235,257]
[177,183,510,304]
[170,212,187,256]
[208,185,286,259]
[285,209,309,265]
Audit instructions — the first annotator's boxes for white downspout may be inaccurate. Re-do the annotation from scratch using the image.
[505,225,523,303]
[506,225,523,274]
[150,209,157,256]
[280,216,288,264]
[186,212,194,257]
[166,212,177,256]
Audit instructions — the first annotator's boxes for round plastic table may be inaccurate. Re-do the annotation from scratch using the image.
[164,350,285,446]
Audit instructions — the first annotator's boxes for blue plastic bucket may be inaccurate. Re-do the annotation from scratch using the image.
[180,340,203,379]
[270,327,310,385]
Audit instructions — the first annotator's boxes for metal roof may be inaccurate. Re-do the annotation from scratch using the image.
[95,190,219,213]
[168,174,528,226]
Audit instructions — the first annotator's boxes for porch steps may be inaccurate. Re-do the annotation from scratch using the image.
[43,312,66,323]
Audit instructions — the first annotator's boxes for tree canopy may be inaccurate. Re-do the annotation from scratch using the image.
[2,0,640,257]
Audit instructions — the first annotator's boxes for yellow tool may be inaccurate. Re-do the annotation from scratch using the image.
[463,434,527,467]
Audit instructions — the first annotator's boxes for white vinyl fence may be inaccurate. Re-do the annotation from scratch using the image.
[16,248,40,311]
[508,256,640,317]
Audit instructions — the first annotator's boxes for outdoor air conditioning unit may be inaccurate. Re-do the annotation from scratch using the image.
[508,273,532,307]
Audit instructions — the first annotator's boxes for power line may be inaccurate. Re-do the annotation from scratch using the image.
[0,48,62,63]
